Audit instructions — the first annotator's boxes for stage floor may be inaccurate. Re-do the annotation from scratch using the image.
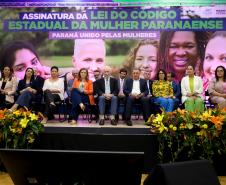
[44,116,148,129]
[45,118,148,128]
[42,119,150,135]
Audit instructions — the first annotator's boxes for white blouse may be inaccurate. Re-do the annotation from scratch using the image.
[181,75,204,103]
[43,78,64,100]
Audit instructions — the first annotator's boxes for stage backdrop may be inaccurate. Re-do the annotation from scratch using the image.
[0,5,226,84]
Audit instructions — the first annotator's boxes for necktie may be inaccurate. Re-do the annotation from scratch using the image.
[147,81,150,94]
[120,79,124,93]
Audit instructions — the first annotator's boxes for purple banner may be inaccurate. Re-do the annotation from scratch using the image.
[49,31,159,39]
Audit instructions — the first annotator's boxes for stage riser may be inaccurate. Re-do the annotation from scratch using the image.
[34,130,158,172]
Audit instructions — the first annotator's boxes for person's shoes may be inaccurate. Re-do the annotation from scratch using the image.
[68,116,72,123]
[7,109,13,113]
[122,115,126,121]
[99,119,105,125]
[50,102,56,106]
[111,119,117,126]
[70,119,77,125]
[80,103,86,111]
[41,117,48,124]
[50,102,56,109]
[126,120,133,126]
[115,115,119,122]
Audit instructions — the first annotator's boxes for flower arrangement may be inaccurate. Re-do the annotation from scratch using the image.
[146,108,226,163]
[0,109,44,149]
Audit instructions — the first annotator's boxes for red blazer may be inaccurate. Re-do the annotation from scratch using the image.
[72,79,95,105]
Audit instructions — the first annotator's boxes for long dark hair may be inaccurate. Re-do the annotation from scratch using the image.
[124,39,159,77]
[156,69,167,81]
[24,67,35,82]
[215,66,226,82]
[158,31,209,74]
[78,68,89,81]
[0,40,39,71]
[0,66,14,81]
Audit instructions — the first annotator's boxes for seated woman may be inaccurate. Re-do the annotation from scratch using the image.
[181,65,204,114]
[9,67,43,111]
[152,69,175,112]
[0,66,17,108]
[69,68,95,124]
[208,66,226,109]
[42,66,64,123]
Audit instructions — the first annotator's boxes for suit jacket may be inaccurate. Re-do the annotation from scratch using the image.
[171,81,181,99]
[34,75,45,95]
[96,77,119,96]
[146,80,153,95]
[0,76,17,103]
[181,75,204,103]
[117,78,127,94]
[72,79,95,105]
[17,76,44,95]
[123,78,148,96]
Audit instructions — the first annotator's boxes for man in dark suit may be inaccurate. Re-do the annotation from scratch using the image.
[116,68,128,121]
[123,68,149,126]
[143,71,157,115]
[95,66,119,125]
[167,72,181,110]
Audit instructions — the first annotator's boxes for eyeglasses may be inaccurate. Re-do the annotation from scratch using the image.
[159,72,164,74]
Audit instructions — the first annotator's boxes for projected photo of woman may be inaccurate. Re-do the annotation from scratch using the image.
[0,40,50,80]
[123,39,159,80]
[158,31,208,82]
[203,31,226,91]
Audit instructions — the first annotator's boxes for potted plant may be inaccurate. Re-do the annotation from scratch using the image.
[0,108,44,149]
[146,108,226,165]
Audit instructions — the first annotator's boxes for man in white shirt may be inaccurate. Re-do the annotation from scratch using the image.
[95,66,119,125]
[123,68,149,126]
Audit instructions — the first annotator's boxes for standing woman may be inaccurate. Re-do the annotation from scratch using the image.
[69,68,95,124]
[208,66,226,109]
[0,66,17,108]
[181,65,204,113]
[42,66,64,123]
[152,69,175,112]
[9,67,42,111]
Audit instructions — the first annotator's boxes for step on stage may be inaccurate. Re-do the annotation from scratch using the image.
[0,119,158,185]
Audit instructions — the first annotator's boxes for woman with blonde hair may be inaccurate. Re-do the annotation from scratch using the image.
[68,68,95,124]
[124,39,159,79]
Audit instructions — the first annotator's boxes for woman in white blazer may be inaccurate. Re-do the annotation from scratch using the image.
[0,66,17,108]
[181,65,204,114]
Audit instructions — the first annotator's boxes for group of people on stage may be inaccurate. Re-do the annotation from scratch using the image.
[0,62,226,126]
[1,30,226,126]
